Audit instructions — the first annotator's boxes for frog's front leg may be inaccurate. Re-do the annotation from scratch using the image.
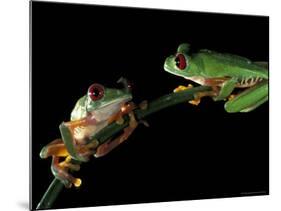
[212,78,237,101]
[107,102,137,124]
[224,81,268,113]
[174,84,217,105]
[94,105,138,157]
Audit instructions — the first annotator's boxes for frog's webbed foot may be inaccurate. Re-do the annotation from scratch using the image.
[173,84,194,93]
[40,138,95,188]
[54,139,100,187]
[173,84,216,106]
[192,90,219,106]
[51,155,82,188]
[40,139,81,187]
[174,84,199,105]
[107,102,136,125]
[95,110,138,158]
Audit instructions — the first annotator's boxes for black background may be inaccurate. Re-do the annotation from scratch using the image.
[31,1,269,210]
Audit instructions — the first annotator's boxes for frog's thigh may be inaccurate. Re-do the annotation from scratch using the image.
[224,81,268,113]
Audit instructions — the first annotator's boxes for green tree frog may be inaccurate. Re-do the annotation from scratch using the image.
[164,43,268,112]
[40,78,138,188]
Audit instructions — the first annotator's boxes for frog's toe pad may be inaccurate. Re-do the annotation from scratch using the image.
[63,177,82,188]
[188,99,201,106]
[74,178,82,187]
[228,94,236,101]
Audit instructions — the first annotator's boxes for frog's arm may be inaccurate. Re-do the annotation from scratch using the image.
[184,78,238,105]
[213,78,237,101]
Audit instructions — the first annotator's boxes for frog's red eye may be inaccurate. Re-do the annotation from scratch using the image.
[175,53,187,70]
[88,83,104,101]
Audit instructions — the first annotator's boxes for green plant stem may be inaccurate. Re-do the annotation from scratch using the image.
[36,86,211,210]
[36,179,64,210]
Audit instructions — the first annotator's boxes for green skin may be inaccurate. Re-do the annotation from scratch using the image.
[164,43,268,112]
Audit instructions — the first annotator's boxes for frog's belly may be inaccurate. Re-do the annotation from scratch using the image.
[73,121,108,143]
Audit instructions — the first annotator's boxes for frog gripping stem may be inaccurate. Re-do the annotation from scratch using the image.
[37,86,212,209]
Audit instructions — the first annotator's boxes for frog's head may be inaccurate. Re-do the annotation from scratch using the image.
[86,83,132,112]
[71,79,132,121]
[164,43,199,78]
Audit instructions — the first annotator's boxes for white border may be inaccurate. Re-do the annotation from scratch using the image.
[0,0,280,211]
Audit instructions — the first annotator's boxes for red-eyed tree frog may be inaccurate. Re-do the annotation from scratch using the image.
[40,78,139,188]
[164,43,268,112]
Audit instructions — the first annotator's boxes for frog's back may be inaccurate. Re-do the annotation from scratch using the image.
[196,49,268,79]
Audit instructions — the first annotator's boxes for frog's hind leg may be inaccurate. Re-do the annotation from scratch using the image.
[94,111,138,157]
[224,81,268,113]
[40,138,69,158]
[40,139,82,188]
[239,96,268,112]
